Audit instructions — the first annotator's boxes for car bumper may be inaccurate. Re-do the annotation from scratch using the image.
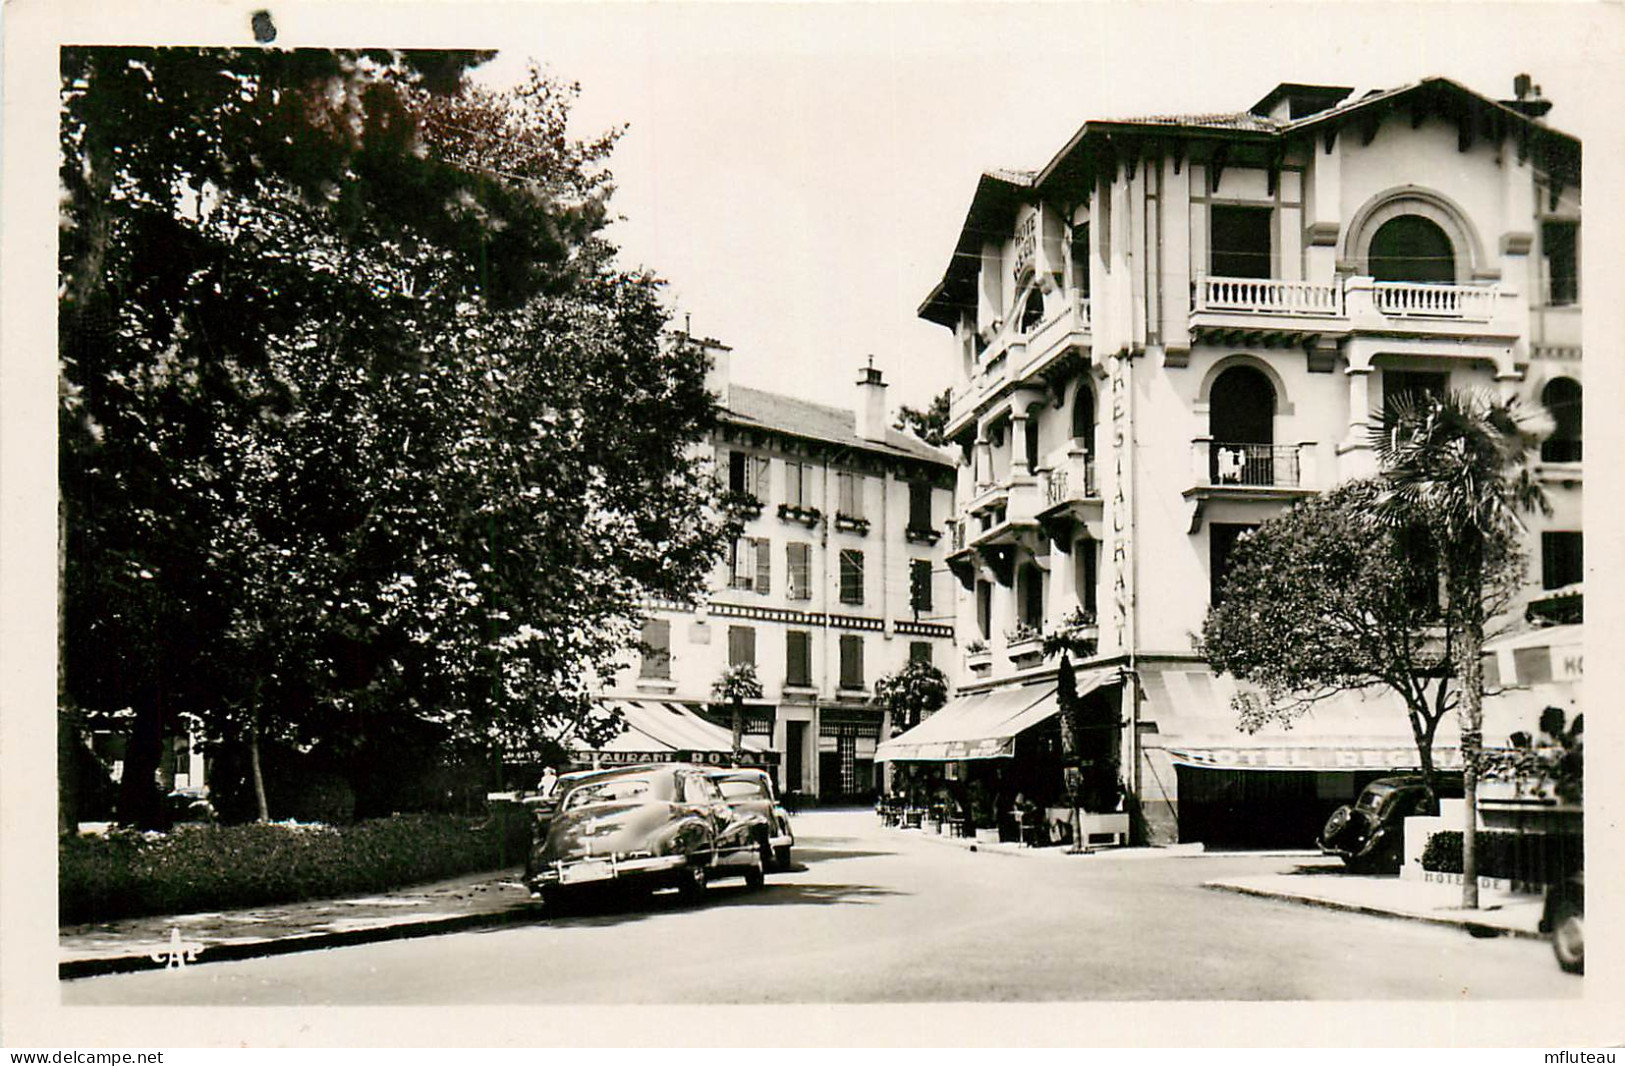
[528,853,687,893]
[770,832,794,849]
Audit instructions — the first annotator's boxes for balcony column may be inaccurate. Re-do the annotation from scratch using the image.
[1337,364,1378,479]
[974,433,994,491]
[1009,410,1032,479]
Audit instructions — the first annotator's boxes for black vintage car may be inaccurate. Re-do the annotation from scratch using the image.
[1540,871,1583,974]
[1318,775,1447,873]
[526,763,771,911]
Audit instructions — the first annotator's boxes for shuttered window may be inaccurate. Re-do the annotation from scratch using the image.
[787,542,812,601]
[639,618,672,679]
[909,641,932,664]
[784,462,810,508]
[727,537,771,593]
[728,451,770,498]
[839,634,864,689]
[839,549,864,605]
[728,625,756,667]
[837,471,864,518]
[908,482,933,530]
[909,559,933,614]
[786,630,812,687]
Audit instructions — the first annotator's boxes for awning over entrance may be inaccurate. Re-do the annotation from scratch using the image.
[1140,668,1465,773]
[1482,624,1582,688]
[875,670,1117,762]
[577,700,778,767]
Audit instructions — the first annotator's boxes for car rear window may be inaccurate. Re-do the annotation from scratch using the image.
[717,780,769,799]
[562,778,653,810]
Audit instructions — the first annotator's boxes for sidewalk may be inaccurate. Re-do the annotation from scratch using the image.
[1203,858,1546,938]
[60,869,537,979]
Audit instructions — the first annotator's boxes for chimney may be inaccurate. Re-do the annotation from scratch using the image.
[1501,73,1553,120]
[854,357,889,442]
[688,330,733,409]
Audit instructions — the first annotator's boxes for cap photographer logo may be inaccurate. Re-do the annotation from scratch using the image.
[147,927,203,970]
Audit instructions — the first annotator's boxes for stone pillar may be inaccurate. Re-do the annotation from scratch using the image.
[1338,363,1378,479]
[974,433,994,491]
[1010,410,1031,478]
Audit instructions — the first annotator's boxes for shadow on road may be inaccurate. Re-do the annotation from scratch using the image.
[792,845,894,863]
[485,876,906,930]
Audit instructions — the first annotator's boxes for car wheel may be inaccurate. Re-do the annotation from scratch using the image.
[535,886,568,917]
[1320,806,1360,850]
[745,855,765,890]
[1550,899,1584,974]
[677,860,707,903]
[758,835,775,874]
[773,845,792,872]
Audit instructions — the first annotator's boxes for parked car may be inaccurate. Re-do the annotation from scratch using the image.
[1318,775,1445,873]
[709,767,794,871]
[526,763,770,911]
[1540,870,1583,974]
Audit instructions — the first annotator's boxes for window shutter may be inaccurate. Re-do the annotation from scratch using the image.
[909,641,932,664]
[910,559,933,614]
[840,549,864,605]
[729,625,756,667]
[840,634,864,688]
[787,542,811,601]
[754,537,771,595]
[786,631,811,687]
[640,619,672,679]
[731,537,752,588]
[752,456,771,498]
[909,482,932,530]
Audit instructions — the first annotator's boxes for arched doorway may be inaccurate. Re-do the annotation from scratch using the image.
[1369,215,1455,283]
[1071,382,1095,451]
[1209,365,1276,485]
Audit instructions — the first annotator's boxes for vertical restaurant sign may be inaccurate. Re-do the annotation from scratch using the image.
[1109,352,1134,652]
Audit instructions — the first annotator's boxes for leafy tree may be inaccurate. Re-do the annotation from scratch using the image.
[894,388,951,447]
[59,49,725,826]
[873,659,948,735]
[1374,389,1550,908]
[711,663,763,762]
[1202,479,1525,798]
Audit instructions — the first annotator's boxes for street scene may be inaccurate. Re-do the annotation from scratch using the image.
[62,810,1579,1004]
[20,1,1605,1050]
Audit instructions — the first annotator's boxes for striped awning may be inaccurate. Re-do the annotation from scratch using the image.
[875,670,1117,762]
[578,700,777,767]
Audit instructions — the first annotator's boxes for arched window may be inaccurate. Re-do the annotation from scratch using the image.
[1019,288,1045,333]
[1209,365,1276,485]
[1071,382,1095,451]
[1023,415,1039,472]
[1070,223,1091,296]
[1369,215,1455,283]
[1541,378,1582,462]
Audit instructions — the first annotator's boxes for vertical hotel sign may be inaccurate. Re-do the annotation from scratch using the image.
[1109,352,1134,651]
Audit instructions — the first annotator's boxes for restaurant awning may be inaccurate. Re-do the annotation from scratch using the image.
[1482,624,1582,688]
[1141,667,1467,773]
[576,699,778,767]
[875,670,1118,762]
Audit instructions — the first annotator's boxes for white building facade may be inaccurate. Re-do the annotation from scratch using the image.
[600,339,958,803]
[910,77,1582,845]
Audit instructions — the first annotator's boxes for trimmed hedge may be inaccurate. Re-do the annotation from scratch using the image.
[61,813,523,925]
[1420,830,1582,885]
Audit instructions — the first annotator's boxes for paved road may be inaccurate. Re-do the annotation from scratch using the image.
[63,810,1579,1004]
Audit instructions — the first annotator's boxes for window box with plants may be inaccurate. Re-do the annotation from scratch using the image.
[1004,623,1044,663]
[834,512,870,536]
[904,525,942,546]
[723,491,764,520]
[777,503,822,528]
[964,640,991,675]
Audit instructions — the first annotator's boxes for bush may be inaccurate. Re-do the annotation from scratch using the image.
[60,813,517,925]
[1419,830,1582,884]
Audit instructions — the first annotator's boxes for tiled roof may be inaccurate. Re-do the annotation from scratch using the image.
[723,385,955,468]
[984,167,1036,185]
[1109,111,1284,132]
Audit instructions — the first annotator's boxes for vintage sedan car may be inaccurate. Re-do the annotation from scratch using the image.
[526,763,770,910]
[708,767,794,871]
[1318,775,1446,873]
[1540,870,1583,974]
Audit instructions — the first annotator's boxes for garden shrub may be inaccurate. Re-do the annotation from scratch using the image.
[60,813,518,925]
[1419,830,1582,884]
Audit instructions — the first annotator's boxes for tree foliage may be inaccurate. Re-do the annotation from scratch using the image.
[1202,479,1523,791]
[1371,388,1550,906]
[894,388,952,447]
[873,659,948,735]
[59,49,726,825]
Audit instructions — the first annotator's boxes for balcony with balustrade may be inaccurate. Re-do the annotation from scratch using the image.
[948,289,1091,437]
[1035,451,1101,551]
[1189,274,1513,350]
[1183,440,1318,523]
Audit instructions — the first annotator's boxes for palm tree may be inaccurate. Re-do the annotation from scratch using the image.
[1373,388,1550,908]
[712,663,763,764]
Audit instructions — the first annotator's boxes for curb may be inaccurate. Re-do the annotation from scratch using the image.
[60,903,541,980]
[1202,881,1543,940]
[889,826,1205,861]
